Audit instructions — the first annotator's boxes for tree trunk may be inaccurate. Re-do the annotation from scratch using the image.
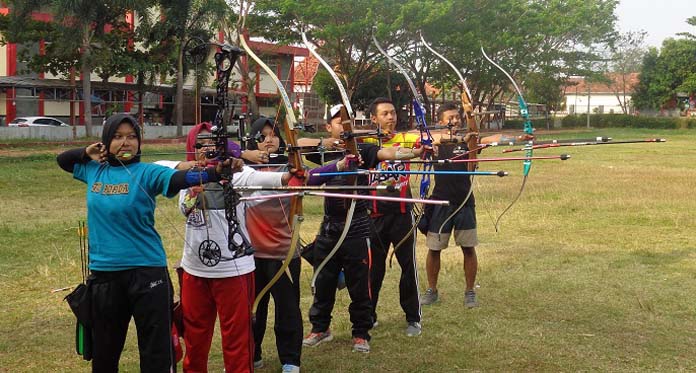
[386,70,392,101]
[82,26,93,137]
[137,72,145,126]
[418,80,431,125]
[175,46,185,136]
[237,57,259,120]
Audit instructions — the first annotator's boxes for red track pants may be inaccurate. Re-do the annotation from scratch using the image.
[181,270,255,373]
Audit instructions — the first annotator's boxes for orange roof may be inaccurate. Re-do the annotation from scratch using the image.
[294,55,320,86]
[246,40,309,57]
[425,82,440,96]
[566,73,639,94]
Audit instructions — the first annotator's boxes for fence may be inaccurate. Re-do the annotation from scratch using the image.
[0,125,195,141]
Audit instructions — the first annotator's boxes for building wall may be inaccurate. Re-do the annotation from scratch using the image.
[0,44,6,76]
[0,93,6,116]
[44,100,71,116]
[0,125,197,140]
[565,93,631,114]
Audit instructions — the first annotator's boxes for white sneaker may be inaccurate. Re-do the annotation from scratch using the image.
[281,364,300,373]
[302,330,333,347]
[405,322,422,337]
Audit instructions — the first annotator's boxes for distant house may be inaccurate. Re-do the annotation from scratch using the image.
[293,54,325,128]
[564,73,639,115]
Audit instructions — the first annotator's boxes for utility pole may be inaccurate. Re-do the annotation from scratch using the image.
[586,78,591,128]
[574,85,578,114]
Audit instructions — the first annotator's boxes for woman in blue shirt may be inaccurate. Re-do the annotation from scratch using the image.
[57,114,239,372]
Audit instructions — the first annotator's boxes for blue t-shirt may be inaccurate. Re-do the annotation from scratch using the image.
[73,161,178,271]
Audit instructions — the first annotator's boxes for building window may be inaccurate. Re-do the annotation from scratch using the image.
[94,90,111,103]
[16,87,37,97]
[39,88,56,100]
[57,89,72,100]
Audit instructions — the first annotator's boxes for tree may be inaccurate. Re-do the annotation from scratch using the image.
[152,0,229,135]
[633,39,696,110]
[600,31,647,114]
[219,0,619,127]
[250,0,406,101]
[380,0,618,119]
[312,66,411,127]
[676,16,696,40]
[525,69,565,116]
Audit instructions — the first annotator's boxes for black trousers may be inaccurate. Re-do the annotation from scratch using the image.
[308,235,372,340]
[89,267,175,373]
[253,257,303,367]
[370,213,421,324]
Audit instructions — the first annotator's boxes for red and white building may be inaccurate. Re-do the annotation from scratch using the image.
[0,6,309,126]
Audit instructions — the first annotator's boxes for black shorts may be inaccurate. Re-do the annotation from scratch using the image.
[424,204,478,250]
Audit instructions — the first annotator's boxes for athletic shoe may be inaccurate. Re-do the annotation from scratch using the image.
[281,364,300,373]
[405,322,422,337]
[465,290,479,308]
[302,330,333,347]
[337,270,346,290]
[253,359,264,369]
[420,288,438,305]
[352,337,370,353]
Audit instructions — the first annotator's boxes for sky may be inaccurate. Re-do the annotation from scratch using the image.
[616,0,695,48]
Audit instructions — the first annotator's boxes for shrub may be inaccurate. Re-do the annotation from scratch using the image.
[560,114,683,129]
[503,118,549,130]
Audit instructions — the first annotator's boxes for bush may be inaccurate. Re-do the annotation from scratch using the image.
[503,118,549,130]
[560,114,684,129]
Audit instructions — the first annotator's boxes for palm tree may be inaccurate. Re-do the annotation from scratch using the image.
[155,0,229,135]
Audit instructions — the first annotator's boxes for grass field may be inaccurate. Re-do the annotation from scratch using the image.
[0,128,694,372]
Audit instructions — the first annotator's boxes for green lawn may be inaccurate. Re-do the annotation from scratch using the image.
[0,128,694,372]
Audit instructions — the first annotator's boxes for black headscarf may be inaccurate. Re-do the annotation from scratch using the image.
[102,114,142,166]
[246,117,288,163]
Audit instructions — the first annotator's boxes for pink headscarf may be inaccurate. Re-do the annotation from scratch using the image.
[185,122,242,162]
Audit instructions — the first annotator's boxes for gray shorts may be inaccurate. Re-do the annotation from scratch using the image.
[424,204,478,251]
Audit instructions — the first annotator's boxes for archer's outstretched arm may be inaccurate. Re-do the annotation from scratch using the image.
[377,145,431,161]
[480,133,534,144]
[56,144,108,172]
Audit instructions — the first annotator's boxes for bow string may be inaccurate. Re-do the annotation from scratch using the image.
[420,33,482,238]
[301,31,360,294]
[239,32,306,315]
[481,46,534,232]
